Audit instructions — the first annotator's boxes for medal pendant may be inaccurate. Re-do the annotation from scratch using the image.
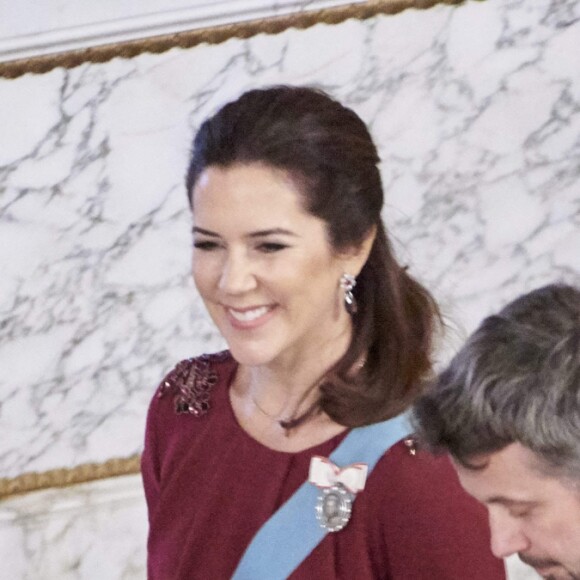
[315,483,353,532]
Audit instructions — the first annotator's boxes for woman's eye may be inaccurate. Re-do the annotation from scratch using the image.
[258,242,288,253]
[193,240,220,251]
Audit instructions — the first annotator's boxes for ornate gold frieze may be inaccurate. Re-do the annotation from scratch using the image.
[0,455,141,499]
[0,0,463,79]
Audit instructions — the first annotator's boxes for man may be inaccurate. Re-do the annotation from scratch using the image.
[413,283,580,580]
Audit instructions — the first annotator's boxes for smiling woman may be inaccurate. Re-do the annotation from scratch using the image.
[191,164,371,382]
[140,86,507,579]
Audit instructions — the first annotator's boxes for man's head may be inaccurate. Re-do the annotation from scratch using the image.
[414,283,580,579]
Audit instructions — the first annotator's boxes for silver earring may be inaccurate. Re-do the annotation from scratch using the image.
[340,274,357,315]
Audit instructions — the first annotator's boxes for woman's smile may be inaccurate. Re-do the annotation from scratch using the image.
[225,304,277,328]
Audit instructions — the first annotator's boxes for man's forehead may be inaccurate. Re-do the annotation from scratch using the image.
[454,445,542,491]
[454,443,580,505]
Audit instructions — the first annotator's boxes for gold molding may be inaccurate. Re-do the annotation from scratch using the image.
[0,455,141,499]
[0,0,464,79]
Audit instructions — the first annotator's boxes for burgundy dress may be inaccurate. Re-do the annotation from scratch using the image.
[142,351,505,579]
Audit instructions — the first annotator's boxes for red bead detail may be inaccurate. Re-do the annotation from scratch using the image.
[157,351,229,416]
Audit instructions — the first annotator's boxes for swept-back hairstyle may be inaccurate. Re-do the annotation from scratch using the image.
[414,283,580,477]
[186,86,440,426]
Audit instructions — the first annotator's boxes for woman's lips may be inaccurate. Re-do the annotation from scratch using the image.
[225,305,276,328]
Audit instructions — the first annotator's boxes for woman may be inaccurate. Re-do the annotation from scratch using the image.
[142,86,505,579]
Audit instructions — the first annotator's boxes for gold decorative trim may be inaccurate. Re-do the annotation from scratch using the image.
[0,455,141,499]
[0,0,464,79]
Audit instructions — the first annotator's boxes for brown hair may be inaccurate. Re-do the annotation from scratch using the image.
[186,86,440,426]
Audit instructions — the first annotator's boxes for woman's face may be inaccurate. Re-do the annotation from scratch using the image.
[191,163,365,369]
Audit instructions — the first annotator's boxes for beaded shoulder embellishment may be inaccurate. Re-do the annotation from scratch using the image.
[157,351,230,416]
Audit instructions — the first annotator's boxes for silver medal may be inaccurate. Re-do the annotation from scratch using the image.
[315,483,353,532]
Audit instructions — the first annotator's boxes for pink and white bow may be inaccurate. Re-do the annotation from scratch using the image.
[308,456,368,494]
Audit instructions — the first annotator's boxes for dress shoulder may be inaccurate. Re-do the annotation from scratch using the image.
[372,433,457,493]
[154,350,234,416]
[366,435,505,579]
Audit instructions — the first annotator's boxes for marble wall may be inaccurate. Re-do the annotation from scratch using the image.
[1,0,578,577]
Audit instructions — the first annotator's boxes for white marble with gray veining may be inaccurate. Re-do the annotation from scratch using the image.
[0,0,577,576]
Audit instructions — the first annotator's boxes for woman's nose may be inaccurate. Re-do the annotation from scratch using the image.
[218,253,256,294]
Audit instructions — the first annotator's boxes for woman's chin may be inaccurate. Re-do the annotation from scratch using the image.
[227,344,277,368]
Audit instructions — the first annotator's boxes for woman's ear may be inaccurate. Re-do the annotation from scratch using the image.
[343,224,377,276]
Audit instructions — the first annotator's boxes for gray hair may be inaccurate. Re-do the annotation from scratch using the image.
[413,284,580,479]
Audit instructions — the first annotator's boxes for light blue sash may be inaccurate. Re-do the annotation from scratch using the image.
[232,413,411,580]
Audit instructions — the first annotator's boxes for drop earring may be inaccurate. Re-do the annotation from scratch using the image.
[340,274,357,315]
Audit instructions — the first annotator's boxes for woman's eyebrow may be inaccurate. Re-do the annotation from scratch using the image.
[248,228,298,238]
[192,226,299,238]
[192,227,219,237]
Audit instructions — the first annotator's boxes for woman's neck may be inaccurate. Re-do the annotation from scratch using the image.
[229,326,351,451]
[240,322,351,414]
